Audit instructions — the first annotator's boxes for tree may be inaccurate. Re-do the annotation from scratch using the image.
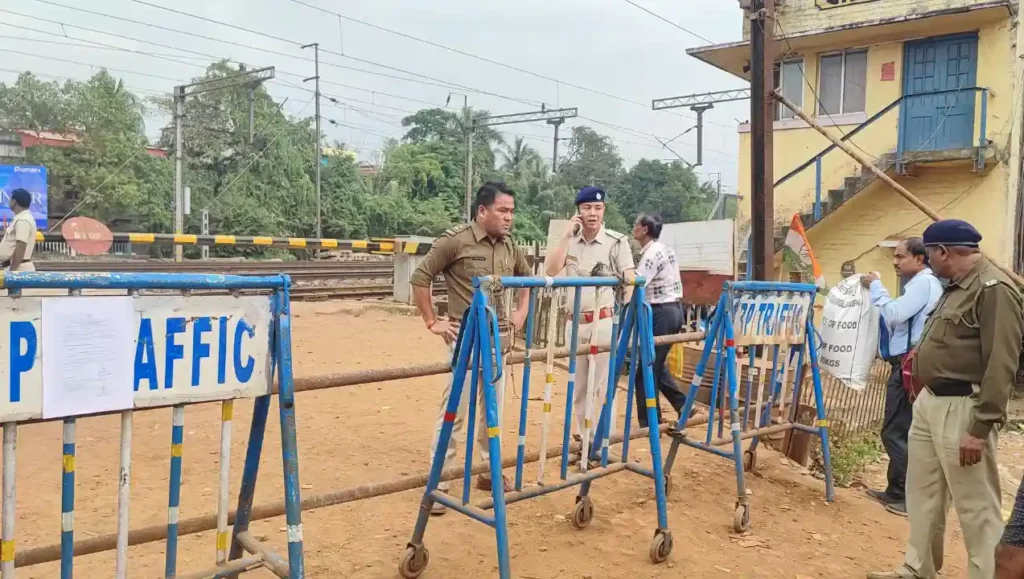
[557,126,624,192]
[614,160,717,224]
[498,136,541,182]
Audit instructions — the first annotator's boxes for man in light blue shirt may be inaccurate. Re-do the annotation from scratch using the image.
[860,237,943,516]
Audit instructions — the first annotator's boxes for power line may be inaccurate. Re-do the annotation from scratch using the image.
[35,0,542,108]
[0,48,185,84]
[619,0,715,44]
[283,0,711,120]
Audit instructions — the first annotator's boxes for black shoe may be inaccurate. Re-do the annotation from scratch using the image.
[884,502,907,517]
[866,489,902,506]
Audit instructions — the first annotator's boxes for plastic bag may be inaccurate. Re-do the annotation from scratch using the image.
[818,274,879,390]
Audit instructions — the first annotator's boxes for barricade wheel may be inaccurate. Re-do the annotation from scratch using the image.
[733,504,750,533]
[649,530,673,563]
[743,450,756,471]
[571,497,594,529]
[399,545,430,578]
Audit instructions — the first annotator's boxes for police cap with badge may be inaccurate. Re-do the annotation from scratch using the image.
[922,219,982,248]
[575,186,606,205]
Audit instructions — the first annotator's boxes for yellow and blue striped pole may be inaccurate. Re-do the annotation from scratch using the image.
[60,419,76,579]
[215,401,233,565]
[165,405,185,578]
[1,423,16,579]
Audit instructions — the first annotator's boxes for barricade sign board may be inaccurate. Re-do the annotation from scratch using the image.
[666,281,835,533]
[0,295,273,423]
[0,272,301,579]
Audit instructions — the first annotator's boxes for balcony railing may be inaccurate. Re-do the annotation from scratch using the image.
[774,87,991,222]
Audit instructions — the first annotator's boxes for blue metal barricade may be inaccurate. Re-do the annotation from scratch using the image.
[665,280,835,532]
[0,271,304,579]
[399,274,673,578]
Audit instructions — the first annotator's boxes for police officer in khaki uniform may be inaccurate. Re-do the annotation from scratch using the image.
[410,182,531,515]
[545,186,635,466]
[0,189,37,272]
[869,219,1024,579]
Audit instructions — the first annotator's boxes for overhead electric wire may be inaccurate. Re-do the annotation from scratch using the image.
[282,0,717,121]
[34,0,542,108]
[619,0,715,44]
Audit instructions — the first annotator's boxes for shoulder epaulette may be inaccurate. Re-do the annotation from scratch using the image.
[442,224,470,238]
[605,229,626,240]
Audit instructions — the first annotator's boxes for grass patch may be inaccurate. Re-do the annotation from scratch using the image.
[818,431,884,488]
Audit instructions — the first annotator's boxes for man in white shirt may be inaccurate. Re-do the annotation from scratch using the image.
[860,237,942,516]
[0,189,37,272]
[631,212,688,428]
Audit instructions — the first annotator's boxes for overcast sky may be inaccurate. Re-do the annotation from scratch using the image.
[0,0,750,192]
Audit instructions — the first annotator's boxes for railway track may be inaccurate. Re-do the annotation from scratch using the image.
[36,260,394,281]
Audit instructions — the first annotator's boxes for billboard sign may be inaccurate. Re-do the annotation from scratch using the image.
[0,165,48,229]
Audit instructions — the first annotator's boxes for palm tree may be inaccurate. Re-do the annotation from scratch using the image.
[499,136,542,181]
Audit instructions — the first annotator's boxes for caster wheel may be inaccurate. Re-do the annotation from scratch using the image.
[733,504,751,533]
[571,497,594,529]
[663,474,674,499]
[649,530,673,563]
[399,545,430,579]
[743,450,756,471]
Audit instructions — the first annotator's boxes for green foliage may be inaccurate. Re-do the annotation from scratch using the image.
[1,67,727,252]
[823,431,884,487]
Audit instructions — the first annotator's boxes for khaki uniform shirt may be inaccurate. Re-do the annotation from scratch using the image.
[0,211,36,270]
[410,221,531,325]
[914,257,1024,438]
[559,227,635,313]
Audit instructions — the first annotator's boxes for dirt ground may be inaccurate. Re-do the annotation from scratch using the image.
[15,299,1013,578]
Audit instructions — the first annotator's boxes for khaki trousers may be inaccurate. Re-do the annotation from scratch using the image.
[565,316,614,443]
[431,334,508,492]
[900,389,1002,579]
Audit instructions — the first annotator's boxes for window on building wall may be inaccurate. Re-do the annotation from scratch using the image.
[818,50,867,116]
[774,59,804,121]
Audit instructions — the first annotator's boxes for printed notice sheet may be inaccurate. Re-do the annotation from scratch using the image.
[42,296,136,419]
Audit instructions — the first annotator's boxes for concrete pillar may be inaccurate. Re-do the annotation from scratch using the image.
[393,235,435,305]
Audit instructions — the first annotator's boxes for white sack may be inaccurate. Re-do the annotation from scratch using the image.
[818,274,879,391]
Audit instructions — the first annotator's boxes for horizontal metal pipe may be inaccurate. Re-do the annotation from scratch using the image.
[476,462,629,509]
[16,416,708,568]
[178,556,265,579]
[790,422,820,435]
[235,531,289,578]
[624,462,655,479]
[288,331,705,394]
[430,491,496,526]
[706,422,794,447]
[1,271,288,290]
[477,275,646,288]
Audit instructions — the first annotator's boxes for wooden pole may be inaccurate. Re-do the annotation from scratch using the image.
[773,90,1024,286]
[749,0,776,280]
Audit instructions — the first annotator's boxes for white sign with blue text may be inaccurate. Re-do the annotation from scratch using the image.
[731,292,813,346]
[0,295,274,423]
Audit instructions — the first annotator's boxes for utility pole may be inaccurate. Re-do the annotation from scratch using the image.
[475,106,578,181]
[466,101,474,223]
[652,88,750,167]
[749,0,776,281]
[173,85,185,262]
[547,118,565,173]
[302,43,322,239]
[174,66,275,261]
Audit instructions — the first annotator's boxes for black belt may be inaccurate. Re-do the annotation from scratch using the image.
[927,379,973,397]
[1,259,29,267]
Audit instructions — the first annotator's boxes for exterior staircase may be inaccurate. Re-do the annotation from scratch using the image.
[737,151,897,273]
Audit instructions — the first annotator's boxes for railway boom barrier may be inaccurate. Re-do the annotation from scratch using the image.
[0,271,304,579]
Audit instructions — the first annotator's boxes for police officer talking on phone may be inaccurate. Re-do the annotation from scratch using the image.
[545,186,635,468]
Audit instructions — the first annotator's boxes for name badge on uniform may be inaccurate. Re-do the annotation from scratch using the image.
[566,255,578,264]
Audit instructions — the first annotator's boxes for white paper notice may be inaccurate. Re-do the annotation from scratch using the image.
[42,296,136,419]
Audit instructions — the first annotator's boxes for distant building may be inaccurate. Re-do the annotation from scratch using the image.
[0,129,169,230]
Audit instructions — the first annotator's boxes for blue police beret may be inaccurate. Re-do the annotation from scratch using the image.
[575,186,606,205]
[922,219,982,247]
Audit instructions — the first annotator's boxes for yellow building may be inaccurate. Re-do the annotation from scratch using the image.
[689,0,1023,290]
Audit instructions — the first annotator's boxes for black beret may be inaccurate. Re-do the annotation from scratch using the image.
[575,186,606,205]
[922,219,982,247]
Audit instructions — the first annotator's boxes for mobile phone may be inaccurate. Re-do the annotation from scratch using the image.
[572,211,582,236]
